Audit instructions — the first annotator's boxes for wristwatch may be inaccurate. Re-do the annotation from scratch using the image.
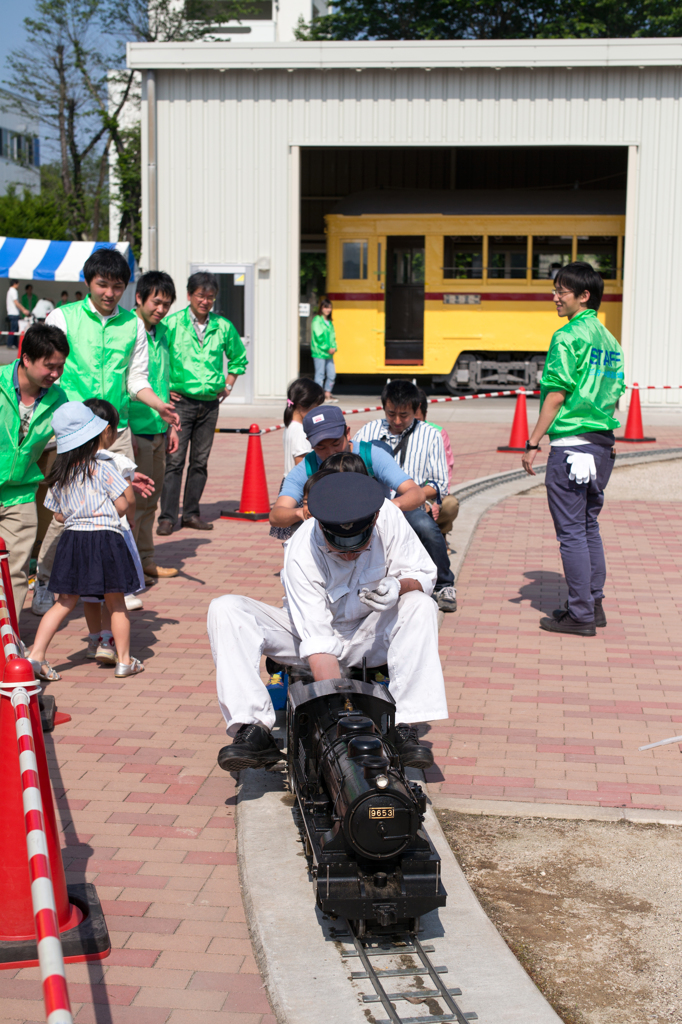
[225,383,233,392]
[525,440,540,451]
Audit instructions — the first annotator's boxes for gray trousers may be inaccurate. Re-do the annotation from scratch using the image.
[544,442,615,623]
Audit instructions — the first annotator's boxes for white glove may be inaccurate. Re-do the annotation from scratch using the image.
[566,451,597,485]
[359,576,401,612]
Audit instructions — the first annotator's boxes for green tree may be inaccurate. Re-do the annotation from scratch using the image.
[295,0,682,40]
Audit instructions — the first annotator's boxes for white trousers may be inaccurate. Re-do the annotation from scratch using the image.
[207,590,449,734]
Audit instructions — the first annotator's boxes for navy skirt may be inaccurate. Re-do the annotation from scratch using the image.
[49,529,140,597]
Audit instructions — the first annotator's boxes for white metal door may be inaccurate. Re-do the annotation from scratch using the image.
[190,262,255,404]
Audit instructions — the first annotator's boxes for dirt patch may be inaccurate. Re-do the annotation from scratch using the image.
[437,811,682,1024]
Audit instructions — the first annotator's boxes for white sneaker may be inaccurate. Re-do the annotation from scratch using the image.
[31,580,55,617]
[435,586,458,613]
[95,635,117,664]
[86,634,101,658]
[125,594,143,611]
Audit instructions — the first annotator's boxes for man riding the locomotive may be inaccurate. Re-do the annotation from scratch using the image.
[208,469,449,773]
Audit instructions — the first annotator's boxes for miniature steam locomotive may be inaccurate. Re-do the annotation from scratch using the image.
[287,676,446,936]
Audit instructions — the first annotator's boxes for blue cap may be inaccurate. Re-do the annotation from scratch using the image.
[52,402,109,454]
[303,404,347,445]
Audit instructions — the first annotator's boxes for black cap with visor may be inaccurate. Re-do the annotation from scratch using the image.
[307,473,384,553]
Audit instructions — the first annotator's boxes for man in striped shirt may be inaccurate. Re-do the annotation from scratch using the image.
[353,380,457,613]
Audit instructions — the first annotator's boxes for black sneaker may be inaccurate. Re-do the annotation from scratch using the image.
[553,599,606,628]
[217,724,284,771]
[540,610,596,636]
[394,724,434,770]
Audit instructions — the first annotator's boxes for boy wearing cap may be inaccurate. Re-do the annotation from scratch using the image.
[210,471,448,771]
[269,405,426,531]
[0,324,69,615]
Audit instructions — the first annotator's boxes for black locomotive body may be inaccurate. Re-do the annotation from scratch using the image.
[287,677,446,935]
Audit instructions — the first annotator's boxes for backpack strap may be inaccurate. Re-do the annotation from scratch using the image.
[358,440,375,477]
[304,451,318,477]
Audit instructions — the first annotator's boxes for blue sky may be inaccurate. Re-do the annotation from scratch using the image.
[0,0,39,86]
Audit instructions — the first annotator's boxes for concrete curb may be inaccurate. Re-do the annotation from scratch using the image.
[431,794,682,827]
[446,447,682,581]
[236,764,562,1024]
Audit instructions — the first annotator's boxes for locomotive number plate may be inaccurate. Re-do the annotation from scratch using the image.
[369,807,394,819]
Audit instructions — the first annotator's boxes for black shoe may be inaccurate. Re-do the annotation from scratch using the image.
[540,610,596,636]
[553,598,606,628]
[394,723,434,770]
[217,724,283,771]
[156,519,173,536]
[182,515,213,531]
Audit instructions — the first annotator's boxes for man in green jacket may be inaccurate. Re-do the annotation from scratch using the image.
[130,271,179,579]
[157,271,247,533]
[0,323,69,615]
[33,247,180,615]
[522,262,625,636]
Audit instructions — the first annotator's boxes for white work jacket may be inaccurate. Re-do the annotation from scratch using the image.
[282,499,436,660]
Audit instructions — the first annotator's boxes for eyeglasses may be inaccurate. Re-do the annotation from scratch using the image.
[552,288,572,297]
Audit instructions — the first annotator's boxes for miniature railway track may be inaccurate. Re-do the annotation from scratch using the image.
[338,925,478,1024]
[452,446,682,505]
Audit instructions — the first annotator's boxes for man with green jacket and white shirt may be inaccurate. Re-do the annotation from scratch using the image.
[130,271,179,580]
[33,247,180,615]
[157,271,247,534]
[0,323,69,615]
[522,262,625,636]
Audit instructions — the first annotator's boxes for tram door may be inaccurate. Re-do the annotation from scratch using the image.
[190,262,254,403]
[385,236,425,365]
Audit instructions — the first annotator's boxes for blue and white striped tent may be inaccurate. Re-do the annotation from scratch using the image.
[0,238,135,281]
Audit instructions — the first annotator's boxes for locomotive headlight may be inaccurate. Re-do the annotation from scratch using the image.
[375,774,389,789]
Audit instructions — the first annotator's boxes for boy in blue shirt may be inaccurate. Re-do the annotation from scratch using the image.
[269,406,425,530]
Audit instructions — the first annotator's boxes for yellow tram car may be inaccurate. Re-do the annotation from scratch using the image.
[325,189,624,392]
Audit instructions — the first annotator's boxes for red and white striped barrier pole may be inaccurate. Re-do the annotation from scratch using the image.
[11,684,73,1024]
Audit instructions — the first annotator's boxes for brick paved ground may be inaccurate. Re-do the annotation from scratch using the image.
[5,405,682,1021]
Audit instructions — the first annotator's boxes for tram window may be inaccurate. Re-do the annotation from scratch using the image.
[443,236,483,279]
[488,236,527,279]
[576,237,619,279]
[392,246,425,285]
[342,240,368,280]
[532,237,572,279]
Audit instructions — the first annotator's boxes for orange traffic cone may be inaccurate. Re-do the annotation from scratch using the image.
[498,391,529,452]
[0,658,110,968]
[619,385,656,443]
[221,424,271,521]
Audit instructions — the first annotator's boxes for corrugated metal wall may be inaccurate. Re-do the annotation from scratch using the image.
[149,66,682,401]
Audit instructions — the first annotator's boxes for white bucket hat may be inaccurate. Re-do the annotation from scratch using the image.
[52,402,110,454]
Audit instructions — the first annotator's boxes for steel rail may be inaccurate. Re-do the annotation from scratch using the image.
[342,923,477,1024]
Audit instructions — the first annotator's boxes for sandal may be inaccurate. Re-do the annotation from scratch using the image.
[114,657,145,678]
[27,657,61,682]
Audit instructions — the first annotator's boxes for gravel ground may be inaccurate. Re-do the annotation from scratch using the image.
[527,457,682,502]
[437,812,682,1024]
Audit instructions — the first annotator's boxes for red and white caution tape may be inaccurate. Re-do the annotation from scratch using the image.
[258,389,541,435]
[628,384,682,390]
[12,687,73,1024]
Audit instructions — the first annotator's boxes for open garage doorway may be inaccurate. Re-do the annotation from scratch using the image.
[298,145,628,391]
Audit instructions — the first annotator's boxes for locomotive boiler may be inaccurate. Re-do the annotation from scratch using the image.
[287,676,446,936]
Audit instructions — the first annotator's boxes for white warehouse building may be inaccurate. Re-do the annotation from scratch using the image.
[126,36,682,404]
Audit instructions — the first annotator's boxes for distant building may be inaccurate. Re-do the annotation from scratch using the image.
[0,88,40,196]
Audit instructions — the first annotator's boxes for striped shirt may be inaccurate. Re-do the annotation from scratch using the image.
[352,417,449,504]
[44,459,128,534]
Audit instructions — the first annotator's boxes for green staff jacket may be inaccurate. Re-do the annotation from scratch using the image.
[59,298,139,430]
[310,316,336,359]
[541,308,625,439]
[166,308,247,402]
[129,320,171,436]
[0,362,68,507]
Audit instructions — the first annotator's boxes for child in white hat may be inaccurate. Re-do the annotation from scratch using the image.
[27,401,144,681]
